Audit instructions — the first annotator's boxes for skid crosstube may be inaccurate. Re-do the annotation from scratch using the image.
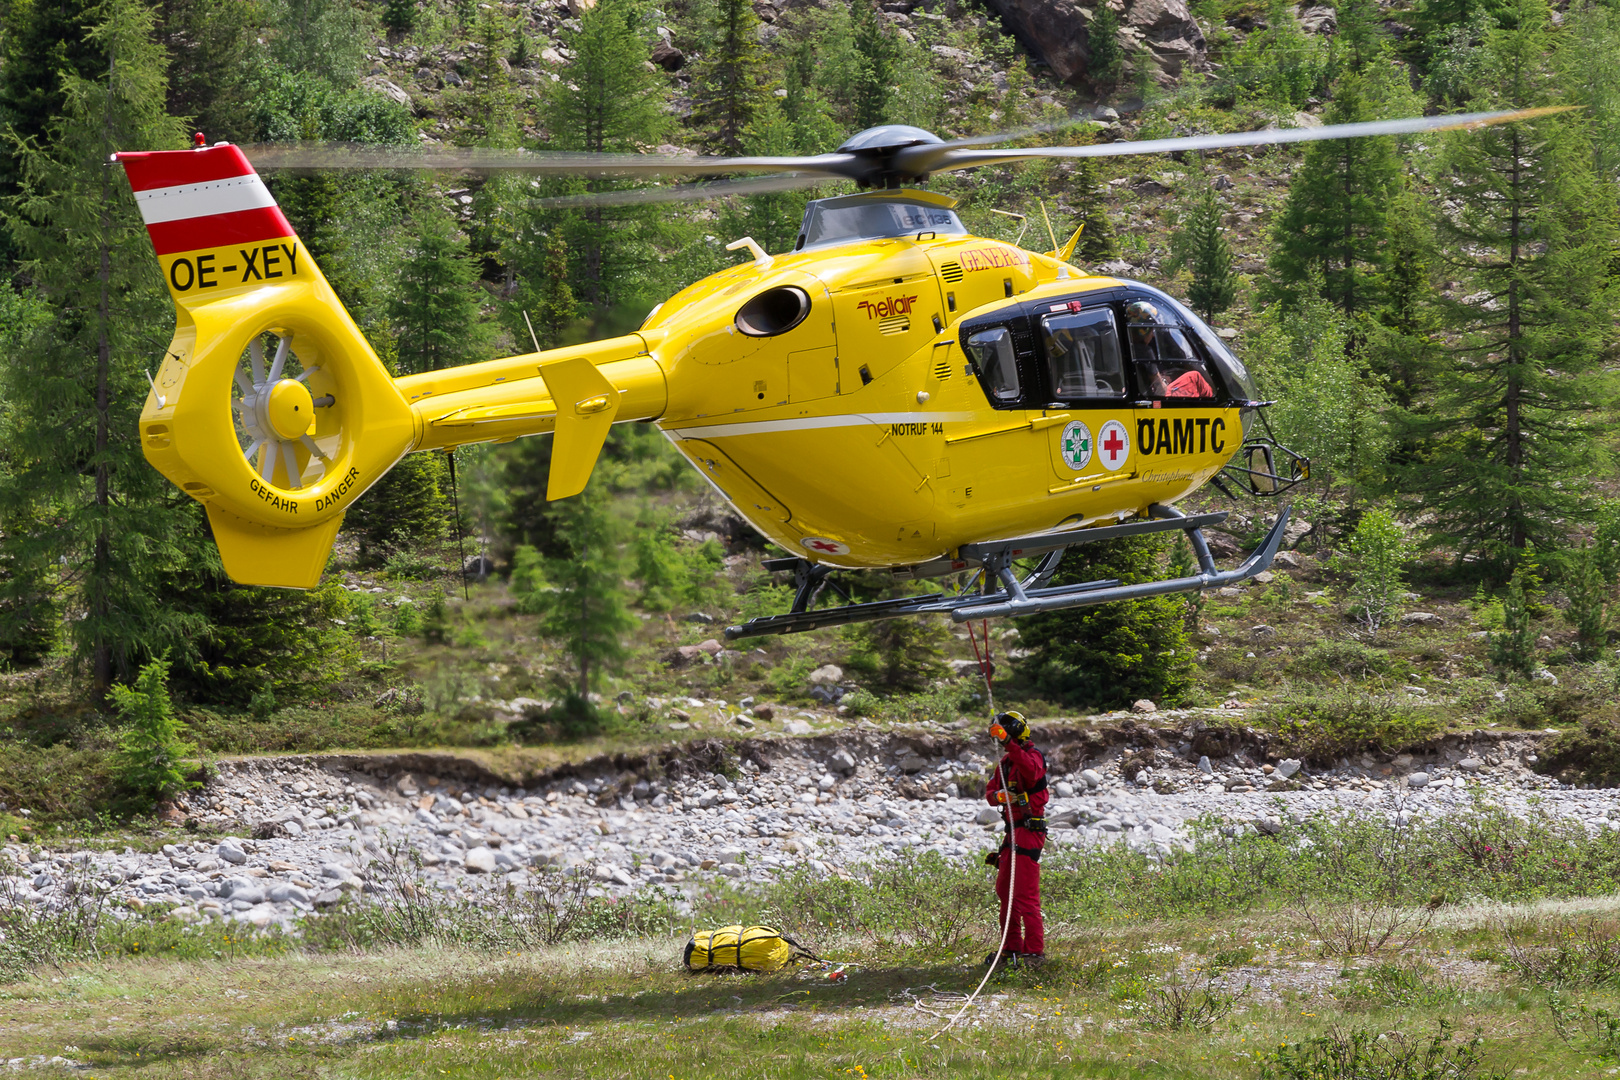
[723,504,1291,640]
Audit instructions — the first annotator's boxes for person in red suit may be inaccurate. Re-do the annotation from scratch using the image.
[983,711,1048,967]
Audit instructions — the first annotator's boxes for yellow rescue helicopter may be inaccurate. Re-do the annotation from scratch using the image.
[115,108,1547,639]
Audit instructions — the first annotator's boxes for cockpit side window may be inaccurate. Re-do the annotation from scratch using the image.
[965,327,1020,403]
[1122,298,1221,403]
[1039,308,1125,403]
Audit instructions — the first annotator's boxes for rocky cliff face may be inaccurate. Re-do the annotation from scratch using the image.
[983,0,1207,85]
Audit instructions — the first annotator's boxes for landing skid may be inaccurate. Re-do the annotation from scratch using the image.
[723,504,1291,640]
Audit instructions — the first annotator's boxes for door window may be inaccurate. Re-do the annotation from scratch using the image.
[1123,306,1218,402]
[965,327,1020,402]
[1039,308,1125,403]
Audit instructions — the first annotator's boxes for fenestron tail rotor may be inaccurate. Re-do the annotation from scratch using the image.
[230,330,342,493]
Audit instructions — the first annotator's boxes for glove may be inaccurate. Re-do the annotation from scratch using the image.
[984,850,1001,868]
[988,720,1007,743]
[993,790,1010,805]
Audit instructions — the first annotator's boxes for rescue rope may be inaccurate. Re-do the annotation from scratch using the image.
[446,448,470,602]
[924,619,1018,1043]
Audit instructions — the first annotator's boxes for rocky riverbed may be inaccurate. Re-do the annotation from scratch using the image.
[4,713,1615,934]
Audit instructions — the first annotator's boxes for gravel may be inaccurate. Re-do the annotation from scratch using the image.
[3,723,1613,935]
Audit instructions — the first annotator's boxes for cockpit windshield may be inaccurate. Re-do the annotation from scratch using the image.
[798,197,967,250]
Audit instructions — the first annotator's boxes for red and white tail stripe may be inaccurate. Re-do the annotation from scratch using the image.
[114,144,295,258]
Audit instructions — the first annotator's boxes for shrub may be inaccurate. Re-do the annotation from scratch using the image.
[1559,544,1613,661]
[1535,715,1620,786]
[1255,685,1446,762]
[1331,506,1412,636]
[1291,639,1393,679]
[1015,535,1194,710]
[111,657,201,807]
[1489,569,1536,679]
[1260,1024,1506,1080]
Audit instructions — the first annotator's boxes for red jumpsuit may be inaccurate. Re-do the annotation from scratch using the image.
[985,739,1048,956]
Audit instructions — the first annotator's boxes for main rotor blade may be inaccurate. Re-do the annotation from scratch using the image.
[910,108,1574,174]
[240,142,863,180]
[529,172,836,209]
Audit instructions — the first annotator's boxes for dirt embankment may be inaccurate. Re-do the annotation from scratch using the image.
[207,718,1553,801]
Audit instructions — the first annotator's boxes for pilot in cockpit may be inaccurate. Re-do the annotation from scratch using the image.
[1125,301,1216,400]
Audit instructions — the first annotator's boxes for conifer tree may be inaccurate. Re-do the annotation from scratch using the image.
[0,0,101,273]
[1333,0,1387,74]
[1403,0,1616,563]
[346,452,453,564]
[781,38,841,153]
[1087,4,1125,91]
[388,211,490,375]
[850,0,898,128]
[154,0,259,142]
[471,6,517,146]
[1065,155,1116,262]
[690,0,772,154]
[2,0,201,696]
[382,0,417,39]
[536,488,636,699]
[0,288,58,669]
[721,101,810,256]
[527,234,580,349]
[1266,71,1402,316]
[537,0,668,307]
[1172,183,1236,320]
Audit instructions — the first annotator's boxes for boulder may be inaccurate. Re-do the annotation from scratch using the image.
[982,0,1205,83]
[1080,768,1103,788]
[1407,773,1430,789]
[808,664,844,685]
[900,754,930,773]
[1400,612,1444,626]
[649,41,684,70]
[361,76,414,112]
[464,847,498,874]
[215,841,248,866]
[1296,4,1336,33]
[830,748,858,774]
[1130,698,1158,714]
[1276,758,1301,779]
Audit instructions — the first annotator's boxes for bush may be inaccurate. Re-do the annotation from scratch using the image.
[111,657,201,807]
[1291,639,1393,679]
[1536,715,1620,786]
[1255,685,1447,762]
[1331,507,1412,636]
[1015,535,1194,710]
[1260,1024,1506,1080]
[1489,569,1536,679]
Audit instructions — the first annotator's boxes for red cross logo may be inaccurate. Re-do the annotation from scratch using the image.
[807,539,842,552]
[1097,419,1130,472]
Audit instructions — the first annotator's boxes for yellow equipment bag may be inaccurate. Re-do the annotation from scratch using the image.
[683,925,808,972]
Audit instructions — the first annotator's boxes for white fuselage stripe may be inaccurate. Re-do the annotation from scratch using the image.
[133,175,277,225]
[668,412,978,440]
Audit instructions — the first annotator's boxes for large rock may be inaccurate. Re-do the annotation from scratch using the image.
[983,0,1206,84]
